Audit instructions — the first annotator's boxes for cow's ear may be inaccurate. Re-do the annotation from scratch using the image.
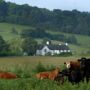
[78,59,81,62]
[64,62,66,64]
[81,57,86,60]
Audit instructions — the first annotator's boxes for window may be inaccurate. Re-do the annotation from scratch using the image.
[44,49,47,53]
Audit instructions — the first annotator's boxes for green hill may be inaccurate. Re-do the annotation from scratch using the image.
[0,23,90,56]
[0,0,90,36]
[0,23,34,40]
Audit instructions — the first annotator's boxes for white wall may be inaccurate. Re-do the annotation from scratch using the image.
[36,46,71,55]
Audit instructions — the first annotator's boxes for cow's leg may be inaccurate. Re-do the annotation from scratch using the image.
[86,73,89,83]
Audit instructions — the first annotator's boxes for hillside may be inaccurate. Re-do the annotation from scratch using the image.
[0,23,34,40]
[0,0,90,36]
[0,23,90,56]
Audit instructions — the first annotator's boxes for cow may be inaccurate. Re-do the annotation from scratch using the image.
[64,60,84,84]
[78,57,90,82]
[36,67,60,80]
[54,71,65,84]
[64,61,81,70]
[68,69,83,84]
[0,71,17,79]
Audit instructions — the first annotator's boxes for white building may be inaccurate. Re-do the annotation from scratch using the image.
[36,43,71,56]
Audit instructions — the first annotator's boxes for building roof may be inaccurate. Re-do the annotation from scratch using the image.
[37,44,70,50]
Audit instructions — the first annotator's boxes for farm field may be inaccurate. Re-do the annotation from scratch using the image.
[0,56,90,90]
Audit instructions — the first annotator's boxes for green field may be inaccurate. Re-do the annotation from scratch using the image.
[0,23,90,56]
[0,22,34,40]
[0,56,89,90]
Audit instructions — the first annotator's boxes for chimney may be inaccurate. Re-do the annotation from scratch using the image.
[65,43,68,46]
[46,41,49,45]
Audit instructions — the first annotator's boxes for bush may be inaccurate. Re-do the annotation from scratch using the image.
[33,62,56,73]
[33,62,47,73]
[54,52,72,57]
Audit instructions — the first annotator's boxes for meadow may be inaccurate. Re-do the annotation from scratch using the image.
[0,56,90,90]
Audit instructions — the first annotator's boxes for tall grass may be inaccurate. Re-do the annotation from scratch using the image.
[0,62,89,90]
[0,57,89,90]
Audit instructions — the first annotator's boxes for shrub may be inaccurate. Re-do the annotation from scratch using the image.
[33,62,47,73]
[33,62,56,73]
[54,52,72,57]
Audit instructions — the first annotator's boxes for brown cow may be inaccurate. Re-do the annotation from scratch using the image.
[36,67,60,80]
[64,60,84,84]
[0,72,17,79]
[64,61,81,70]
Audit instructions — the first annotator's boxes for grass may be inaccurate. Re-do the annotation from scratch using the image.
[0,22,34,40]
[0,56,89,90]
[0,23,33,32]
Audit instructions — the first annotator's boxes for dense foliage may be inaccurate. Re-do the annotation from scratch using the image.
[0,35,9,56]
[21,37,38,55]
[0,35,38,56]
[0,0,90,36]
[20,28,78,45]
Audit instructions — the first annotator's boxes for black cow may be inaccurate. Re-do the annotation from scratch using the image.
[68,69,84,84]
[55,69,83,85]
[61,69,83,84]
[78,57,90,82]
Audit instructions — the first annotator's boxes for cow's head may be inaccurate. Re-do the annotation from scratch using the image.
[78,57,86,68]
[64,62,71,69]
[78,57,86,62]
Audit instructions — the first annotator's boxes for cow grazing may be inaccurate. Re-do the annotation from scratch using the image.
[78,57,90,82]
[0,72,17,79]
[36,67,60,80]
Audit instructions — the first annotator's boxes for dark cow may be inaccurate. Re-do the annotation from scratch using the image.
[54,72,64,85]
[55,68,82,84]
[78,57,90,82]
[68,69,83,84]
[64,60,84,84]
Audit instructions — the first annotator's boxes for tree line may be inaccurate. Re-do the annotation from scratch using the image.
[0,35,38,56]
[0,35,74,56]
[0,0,90,36]
[20,28,78,45]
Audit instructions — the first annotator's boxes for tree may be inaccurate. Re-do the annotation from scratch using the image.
[66,35,78,44]
[0,36,9,56]
[0,1,90,36]
[0,0,8,21]
[22,37,37,55]
[11,27,18,34]
[42,38,51,45]
[8,38,23,55]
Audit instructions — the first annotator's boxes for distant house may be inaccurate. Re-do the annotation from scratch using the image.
[36,42,71,56]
